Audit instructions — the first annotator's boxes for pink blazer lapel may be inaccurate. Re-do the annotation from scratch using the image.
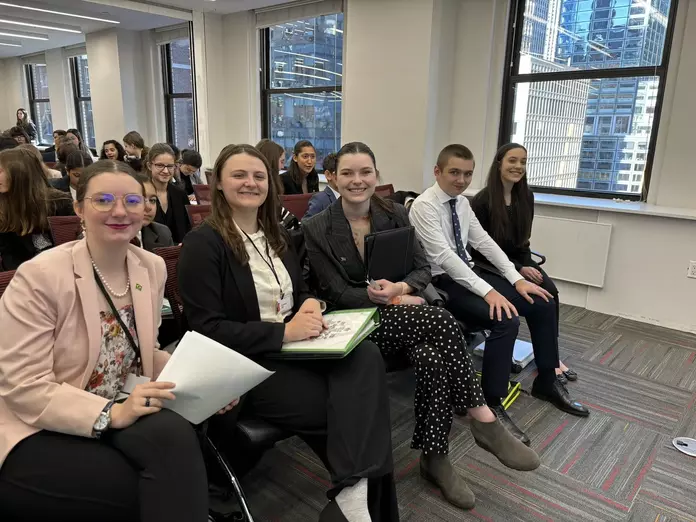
[127,250,155,378]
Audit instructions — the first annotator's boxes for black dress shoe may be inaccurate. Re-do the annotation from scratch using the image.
[563,369,578,381]
[531,378,589,417]
[556,373,568,385]
[491,405,530,445]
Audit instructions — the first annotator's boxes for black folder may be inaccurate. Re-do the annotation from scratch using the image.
[364,227,415,282]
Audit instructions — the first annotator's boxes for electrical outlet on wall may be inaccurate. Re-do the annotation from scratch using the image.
[688,261,696,279]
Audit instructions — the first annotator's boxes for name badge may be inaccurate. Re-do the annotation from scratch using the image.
[277,293,294,315]
[116,373,152,402]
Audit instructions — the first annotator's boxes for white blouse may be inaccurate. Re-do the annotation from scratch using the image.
[238,225,294,323]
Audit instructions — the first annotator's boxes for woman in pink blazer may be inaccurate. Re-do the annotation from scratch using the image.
[0,160,209,522]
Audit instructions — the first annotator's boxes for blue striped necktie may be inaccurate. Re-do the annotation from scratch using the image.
[449,199,469,264]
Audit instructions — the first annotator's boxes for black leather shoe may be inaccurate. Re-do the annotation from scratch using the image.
[556,372,568,385]
[491,405,530,445]
[531,377,589,417]
[563,369,578,381]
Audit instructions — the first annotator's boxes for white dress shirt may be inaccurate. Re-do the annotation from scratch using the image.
[238,223,294,323]
[70,186,77,201]
[410,183,523,298]
[328,185,341,200]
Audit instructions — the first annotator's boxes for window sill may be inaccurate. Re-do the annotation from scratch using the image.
[463,188,696,222]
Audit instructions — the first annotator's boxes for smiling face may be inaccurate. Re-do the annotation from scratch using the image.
[143,180,158,226]
[217,152,269,214]
[435,156,475,198]
[499,147,527,185]
[103,143,118,160]
[16,109,24,121]
[75,172,145,245]
[149,153,176,184]
[335,152,378,205]
[293,146,316,176]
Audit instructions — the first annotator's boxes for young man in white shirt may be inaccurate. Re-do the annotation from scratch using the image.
[410,144,588,444]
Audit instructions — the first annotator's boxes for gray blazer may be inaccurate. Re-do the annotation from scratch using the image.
[141,222,174,252]
[303,198,432,310]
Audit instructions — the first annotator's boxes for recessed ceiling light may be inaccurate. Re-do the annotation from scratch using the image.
[0,29,47,40]
[0,3,119,24]
[0,17,81,34]
[0,39,20,47]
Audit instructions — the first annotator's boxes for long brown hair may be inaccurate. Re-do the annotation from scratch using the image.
[286,139,319,192]
[0,148,72,235]
[255,138,284,195]
[207,144,286,264]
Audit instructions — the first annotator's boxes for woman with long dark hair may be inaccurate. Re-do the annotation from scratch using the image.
[279,139,319,194]
[15,108,37,142]
[303,141,540,511]
[471,143,576,383]
[100,140,127,162]
[178,143,399,520]
[66,128,91,155]
[256,139,300,230]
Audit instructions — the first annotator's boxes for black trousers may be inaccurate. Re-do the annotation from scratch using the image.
[436,268,560,399]
[369,305,486,455]
[0,409,208,522]
[211,340,399,522]
[532,263,560,338]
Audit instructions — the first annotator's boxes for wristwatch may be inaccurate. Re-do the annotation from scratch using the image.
[93,401,115,438]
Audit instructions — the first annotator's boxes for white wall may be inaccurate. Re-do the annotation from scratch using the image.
[44,48,76,131]
[0,58,26,128]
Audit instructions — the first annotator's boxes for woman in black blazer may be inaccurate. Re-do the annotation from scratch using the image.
[0,148,75,270]
[178,144,398,521]
[303,142,540,511]
[146,143,191,243]
[471,143,576,383]
[279,139,320,194]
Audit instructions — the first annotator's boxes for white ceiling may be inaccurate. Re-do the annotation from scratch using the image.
[0,0,187,58]
[125,0,289,15]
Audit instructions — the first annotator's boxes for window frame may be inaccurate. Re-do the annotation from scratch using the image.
[69,55,94,149]
[24,63,51,145]
[259,20,343,143]
[498,0,680,201]
[160,37,197,149]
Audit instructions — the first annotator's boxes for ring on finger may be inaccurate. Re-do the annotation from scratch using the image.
[145,397,151,408]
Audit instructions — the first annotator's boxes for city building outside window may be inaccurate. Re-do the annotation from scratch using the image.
[70,55,95,149]
[161,37,196,150]
[260,13,343,170]
[24,63,52,145]
[500,0,678,199]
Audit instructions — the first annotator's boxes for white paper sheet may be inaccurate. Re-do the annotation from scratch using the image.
[156,331,274,424]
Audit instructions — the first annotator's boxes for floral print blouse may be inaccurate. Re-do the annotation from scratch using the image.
[85,304,139,400]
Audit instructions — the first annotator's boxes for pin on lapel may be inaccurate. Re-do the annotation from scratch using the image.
[135,283,142,291]
[340,256,347,262]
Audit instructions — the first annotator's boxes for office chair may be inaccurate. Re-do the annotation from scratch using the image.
[193,184,212,205]
[281,193,313,219]
[48,216,83,246]
[186,204,212,228]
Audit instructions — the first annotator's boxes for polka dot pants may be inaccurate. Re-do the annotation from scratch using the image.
[369,305,486,455]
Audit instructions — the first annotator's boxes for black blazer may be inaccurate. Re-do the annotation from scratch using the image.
[50,176,71,194]
[178,222,314,359]
[141,222,174,252]
[280,171,319,195]
[303,198,432,310]
[154,182,190,244]
[0,196,75,270]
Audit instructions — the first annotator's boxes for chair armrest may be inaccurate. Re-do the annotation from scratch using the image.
[422,283,445,307]
[531,251,546,266]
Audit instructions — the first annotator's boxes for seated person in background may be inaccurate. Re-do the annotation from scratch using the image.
[410,144,588,445]
[138,173,174,251]
[178,148,203,196]
[19,144,61,179]
[303,141,539,511]
[66,128,92,156]
[52,150,93,199]
[304,152,339,218]
[9,126,30,145]
[56,138,79,177]
[279,139,320,195]
[0,160,209,521]
[256,139,300,230]
[0,148,75,270]
[15,108,37,142]
[146,143,190,243]
[471,143,577,384]
[0,137,18,152]
[42,129,67,163]
[179,144,400,521]
[123,130,148,162]
[100,139,127,162]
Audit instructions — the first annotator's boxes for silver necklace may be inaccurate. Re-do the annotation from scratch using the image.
[91,259,130,298]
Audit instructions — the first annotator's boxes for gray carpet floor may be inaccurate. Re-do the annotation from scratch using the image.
[242,305,696,521]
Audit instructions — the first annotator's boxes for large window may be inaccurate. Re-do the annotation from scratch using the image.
[261,13,343,170]
[500,0,679,199]
[161,37,196,150]
[24,63,53,145]
[70,55,95,149]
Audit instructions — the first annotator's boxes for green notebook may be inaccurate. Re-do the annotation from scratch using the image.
[274,308,380,359]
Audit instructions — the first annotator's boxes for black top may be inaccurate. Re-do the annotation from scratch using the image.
[0,196,75,270]
[470,187,534,270]
[303,198,432,310]
[153,182,191,244]
[50,176,71,194]
[178,222,313,359]
[141,222,174,252]
[280,171,319,195]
